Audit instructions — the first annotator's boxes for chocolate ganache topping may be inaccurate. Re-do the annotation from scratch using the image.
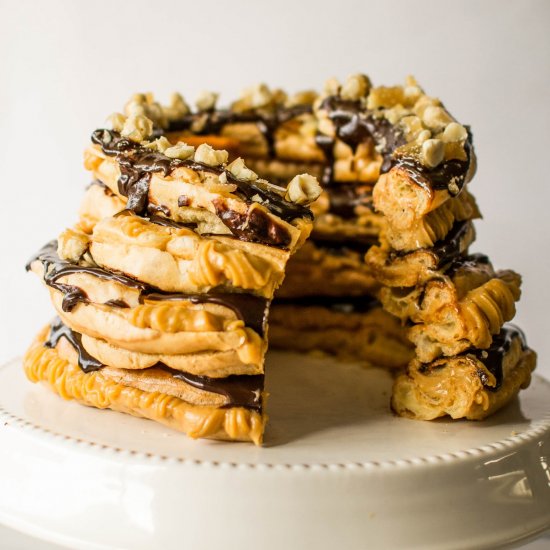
[315,95,473,197]
[315,95,407,186]
[45,318,263,410]
[419,325,527,391]
[469,325,527,391]
[158,365,263,411]
[26,240,147,312]
[390,144,472,197]
[91,130,311,248]
[45,317,103,372]
[389,220,473,268]
[28,241,269,335]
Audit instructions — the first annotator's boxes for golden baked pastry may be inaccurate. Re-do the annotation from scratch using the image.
[24,74,536,440]
[391,326,536,420]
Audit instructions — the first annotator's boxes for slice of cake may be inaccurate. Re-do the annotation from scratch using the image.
[25,106,320,444]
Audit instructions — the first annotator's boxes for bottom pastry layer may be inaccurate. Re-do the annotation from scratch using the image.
[23,325,265,444]
[391,325,536,420]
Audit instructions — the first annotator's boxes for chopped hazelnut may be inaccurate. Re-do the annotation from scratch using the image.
[144,136,172,153]
[164,92,190,120]
[57,229,90,262]
[341,73,371,101]
[107,112,126,132]
[227,158,258,181]
[413,95,441,117]
[422,106,453,131]
[367,86,405,110]
[442,122,468,143]
[164,141,195,160]
[448,180,460,195]
[120,115,154,142]
[248,83,273,109]
[285,174,321,205]
[385,105,410,125]
[196,90,219,112]
[421,139,445,168]
[323,77,340,96]
[400,115,425,140]
[416,129,432,144]
[286,90,317,107]
[403,75,422,105]
[271,88,288,105]
[194,143,228,166]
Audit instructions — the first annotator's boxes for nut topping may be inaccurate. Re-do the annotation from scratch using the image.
[194,143,228,166]
[285,174,321,205]
[164,141,195,160]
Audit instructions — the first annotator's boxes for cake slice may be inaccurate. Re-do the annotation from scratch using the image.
[24,110,320,444]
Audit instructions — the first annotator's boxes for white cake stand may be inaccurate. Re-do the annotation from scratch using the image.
[0,352,549,550]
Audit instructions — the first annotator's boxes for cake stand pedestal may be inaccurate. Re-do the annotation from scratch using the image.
[1,353,549,550]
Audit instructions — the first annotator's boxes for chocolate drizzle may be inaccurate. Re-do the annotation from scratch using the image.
[420,325,528,391]
[315,96,407,186]
[158,365,263,411]
[44,318,262,410]
[430,220,473,267]
[212,198,291,248]
[390,220,473,268]
[26,241,147,312]
[28,241,269,336]
[445,253,491,277]
[45,318,103,372]
[315,95,473,198]
[91,130,312,230]
[390,150,470,197]
[469,325,527,391]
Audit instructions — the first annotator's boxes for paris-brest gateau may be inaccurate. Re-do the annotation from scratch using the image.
[24,74,537,444]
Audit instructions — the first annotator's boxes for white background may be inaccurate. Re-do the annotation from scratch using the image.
[3,0,549,375]
[0,0,549,548]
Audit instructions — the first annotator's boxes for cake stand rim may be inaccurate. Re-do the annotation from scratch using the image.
[2,355,549,471]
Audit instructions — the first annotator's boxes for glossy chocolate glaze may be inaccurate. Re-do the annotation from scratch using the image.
[315,95,473,196]
[274,294,379,314]
[419,325,528,391]
[212,198,291,248]
[315,96,406,186]
[430,220,473,267]
[471,325,527,390]
[26,241,147,312]
[390,150,471,197]
[91,129,312,230]
[45,317,103,372]
[390,220,472,268]
[44,318,263,410]
[28,242,269,335]
[147,203,171,217]
[445,252,491,277]
[158,365,263,411]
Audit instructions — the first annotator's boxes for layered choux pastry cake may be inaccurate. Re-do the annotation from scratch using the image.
[24,74,536,443]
